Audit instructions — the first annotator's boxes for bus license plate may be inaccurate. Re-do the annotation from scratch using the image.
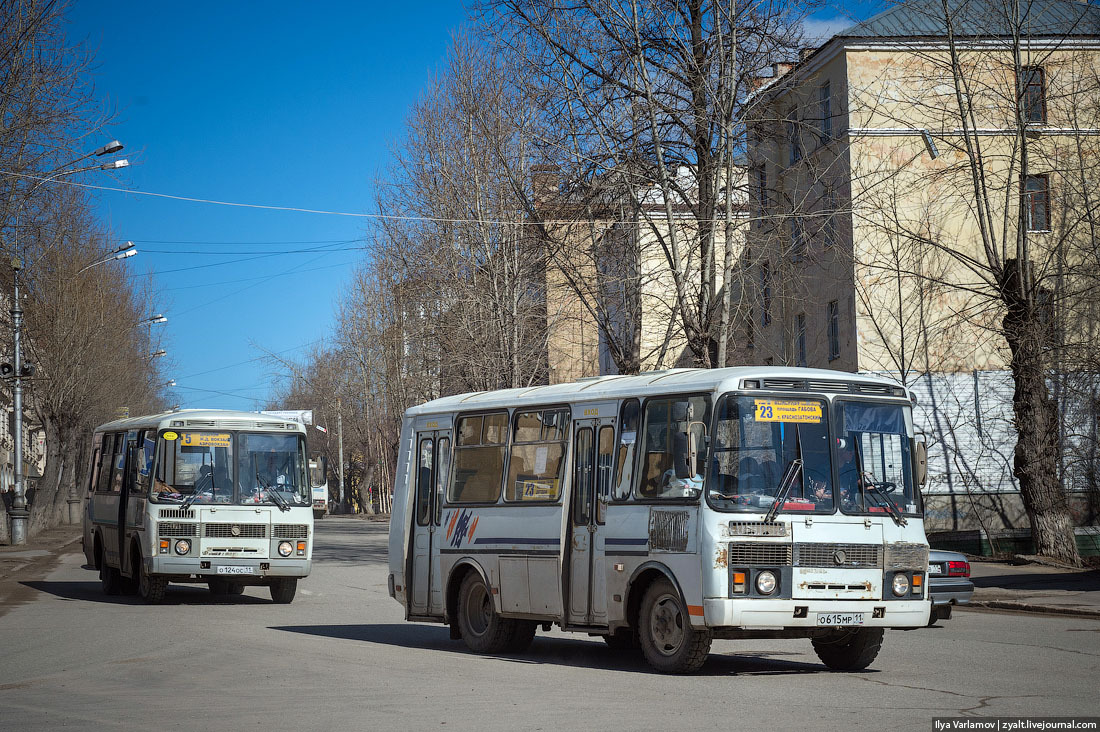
[928,564,943,574]
[817,613,865,626]
[216,566,254,575]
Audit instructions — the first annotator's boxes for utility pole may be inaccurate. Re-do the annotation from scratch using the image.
[337,399,346,514]
[7,260,28,544]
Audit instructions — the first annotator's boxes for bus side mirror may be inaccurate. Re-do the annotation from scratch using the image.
[673,431,697,479]
[913,440,928,487]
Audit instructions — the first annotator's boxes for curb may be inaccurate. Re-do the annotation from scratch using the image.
[967,599,1100,619]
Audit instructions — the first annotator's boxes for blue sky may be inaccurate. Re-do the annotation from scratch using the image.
[65,1,868,416]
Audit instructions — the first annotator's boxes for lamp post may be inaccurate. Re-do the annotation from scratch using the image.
[6,142,129,544]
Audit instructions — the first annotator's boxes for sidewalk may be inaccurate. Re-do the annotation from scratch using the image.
[966,559,1100,618]
[0,525,82,577]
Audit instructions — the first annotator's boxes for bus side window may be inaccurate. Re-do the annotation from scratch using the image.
[132,430,153,494]
[434,437,450,525]
[416,437,433,526]
[449,413,507,504]
[109,433,125,494]
[97,434,116,493]
[613,399,639,501]
[88,448,101,495]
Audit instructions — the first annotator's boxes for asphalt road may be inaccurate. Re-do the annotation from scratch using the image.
[1,518,1098,731]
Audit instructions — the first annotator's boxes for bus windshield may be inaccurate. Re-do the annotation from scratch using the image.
[707,395,834,513]
[834,401,919,516]
[151,431,309,506]
[237,433,311,507]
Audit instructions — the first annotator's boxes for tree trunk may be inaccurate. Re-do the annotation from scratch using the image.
[1003,263,1082,566]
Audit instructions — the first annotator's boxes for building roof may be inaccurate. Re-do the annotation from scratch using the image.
[837,0,1100,39]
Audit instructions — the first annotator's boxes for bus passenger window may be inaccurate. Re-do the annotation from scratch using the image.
[97,434,115,493]
[636,395,710,500]
[416,438,433,526]
[109,434,126,494]
[449,413,507,504]
[434,437,450,525]
[613,399,640,501]
[506,408,569,502]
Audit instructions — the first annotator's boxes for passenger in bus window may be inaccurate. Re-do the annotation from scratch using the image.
[836,440,862,505]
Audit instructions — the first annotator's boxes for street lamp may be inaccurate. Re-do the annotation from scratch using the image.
[5,141,129,545]
[75,242,138,274]
[148,349,167,359]
[164,379,176,388]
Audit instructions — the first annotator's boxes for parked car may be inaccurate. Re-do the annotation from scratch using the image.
[927,549,974,624]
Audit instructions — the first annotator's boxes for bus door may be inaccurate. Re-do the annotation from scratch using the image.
[567,415,616,626]
[408,427,451,617]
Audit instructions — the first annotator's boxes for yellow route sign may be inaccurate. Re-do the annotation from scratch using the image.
[753,399,822,424]
[180,432,231,448]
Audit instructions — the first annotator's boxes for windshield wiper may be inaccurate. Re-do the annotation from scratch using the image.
[181,486,204,511]
[764,458,803,522]
[867,480,907,526]
[255,472,291,512]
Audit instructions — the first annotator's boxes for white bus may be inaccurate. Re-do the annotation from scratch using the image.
[388,367,931,673]
[82,409,314,604]
[309,456,329,519]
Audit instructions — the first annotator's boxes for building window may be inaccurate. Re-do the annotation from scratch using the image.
[761,261,772,327]
[788,120,802,165]
[822,190,839,249]
[755,166,768,221]
[819,81,832,140]
[796,313,807,367]
[790,218,807,261]
[1019,66,1046,124]
[1024,174,1050,231]
[827,300,840,360]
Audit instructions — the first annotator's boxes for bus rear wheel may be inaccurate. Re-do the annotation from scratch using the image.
[99,545,122,596]
[638,578,711,673]
[270,578,297,604]
[457,572,515,654]
[811,628,884,671]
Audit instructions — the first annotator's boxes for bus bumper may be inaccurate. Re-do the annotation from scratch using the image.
[703,598,930,629]
[151,556,312,579]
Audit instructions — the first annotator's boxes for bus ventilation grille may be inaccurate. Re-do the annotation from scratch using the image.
[205,523,267,539]
[158,522,198,537]
[273,524,309,539]
[649,510,689,551]
[728,542,793,566]
[794,543,881,568]
[159,509,195,520]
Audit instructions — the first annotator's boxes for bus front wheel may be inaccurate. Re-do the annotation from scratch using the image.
[136,557,168,604]
[638,578,712,673]
[270,578,297,604]
[811,628,884,671]
[457,572,515,654]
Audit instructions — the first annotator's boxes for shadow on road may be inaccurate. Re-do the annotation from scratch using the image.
[971,570,1100,593]
[21,581,270,605]
[270,623,834,676]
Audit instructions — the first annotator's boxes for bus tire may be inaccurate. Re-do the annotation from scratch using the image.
[602,628,638,651]
[638,578,711,674]
[811,628,884,671]
[270,578,297,604]
[136,556,168,604]
[457,572,514,654]
[99,546,122,596]
[507,620,537,653]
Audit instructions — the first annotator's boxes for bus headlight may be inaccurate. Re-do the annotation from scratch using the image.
[278,541,294,557]
[174,539,190,555]
[756,570,777,595]
[891,573,910,597]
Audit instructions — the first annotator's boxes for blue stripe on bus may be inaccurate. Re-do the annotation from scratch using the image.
[473,537,561,545]
[605,538,649,545]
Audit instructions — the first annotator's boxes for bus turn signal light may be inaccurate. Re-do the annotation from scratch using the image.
[159,539,170,554]
[296,541,306,555]
[732,572,746,594]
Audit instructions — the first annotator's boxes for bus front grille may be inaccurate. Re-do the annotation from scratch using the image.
[794,543,882,568]
[205,523,267,539]
[728,542,793,566]
[159,509,195,520]
[273,524,309,539]
[158,522,198,537]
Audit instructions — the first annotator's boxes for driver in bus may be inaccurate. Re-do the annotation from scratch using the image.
[835,440,863,506]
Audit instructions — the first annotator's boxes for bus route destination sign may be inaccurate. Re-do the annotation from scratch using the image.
[180,432,232,448]
[754,399,822,424]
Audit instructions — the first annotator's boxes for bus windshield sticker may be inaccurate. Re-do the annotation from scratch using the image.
[534,446,548,474]
[163,431,178,441]
[180,432,232,448]
[753,399,822,424]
